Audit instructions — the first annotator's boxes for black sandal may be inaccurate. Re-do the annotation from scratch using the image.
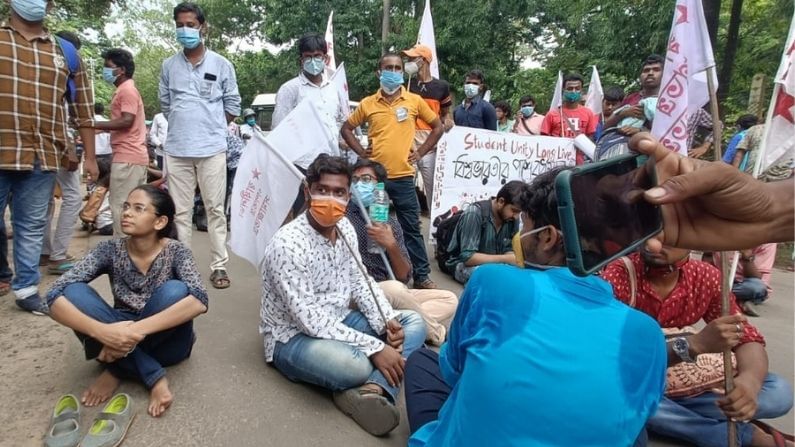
[210,269,230,289]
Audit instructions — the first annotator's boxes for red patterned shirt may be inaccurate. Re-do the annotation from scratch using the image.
[602,253,765,346]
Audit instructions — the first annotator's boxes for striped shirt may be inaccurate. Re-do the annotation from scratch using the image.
[0,24,94,171]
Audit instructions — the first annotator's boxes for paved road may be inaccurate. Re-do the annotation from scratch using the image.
[0,223,791,446]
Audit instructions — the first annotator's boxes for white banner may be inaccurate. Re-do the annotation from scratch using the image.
[429,127,576,240]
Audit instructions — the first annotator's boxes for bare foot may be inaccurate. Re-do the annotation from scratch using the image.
[148,377,173,417]
[82,370,120,407]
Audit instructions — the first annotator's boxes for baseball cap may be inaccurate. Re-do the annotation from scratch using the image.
[402,44,433,63]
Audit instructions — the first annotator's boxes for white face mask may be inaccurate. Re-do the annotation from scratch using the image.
[404,61,419,76]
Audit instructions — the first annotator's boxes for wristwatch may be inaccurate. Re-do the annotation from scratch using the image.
[672,337,696,363]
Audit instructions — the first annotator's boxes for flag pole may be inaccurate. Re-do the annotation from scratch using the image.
[350,188,397,281]
[706,65,737,447]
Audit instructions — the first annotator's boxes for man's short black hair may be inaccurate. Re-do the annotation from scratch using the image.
[102,48,135,78]
[604,86,625,102]
[496,180,528,206]
[306,154,352,187]
[352,158,388,183]
[298,32,327,55]
[173,2,205,24]
[94,103,104,115]
[465,69,486,84]
[378,52,402,70]
[55,31,82,50]
[736,114,759,130]
[641,54,665,70]
[519,95,536,106]
[494,100,512,116]
[518,166,570,229]
[563,72,584,87]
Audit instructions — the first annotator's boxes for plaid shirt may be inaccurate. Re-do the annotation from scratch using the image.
[0,24,94,171]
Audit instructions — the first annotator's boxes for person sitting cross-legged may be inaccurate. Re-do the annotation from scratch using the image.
[443,180,526,284]
[259,154,426,436]
[602,247,794,447]
[346,159,458,346]
[47,185,209,418]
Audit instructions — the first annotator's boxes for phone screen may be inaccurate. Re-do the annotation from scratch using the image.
[568,155,662,272]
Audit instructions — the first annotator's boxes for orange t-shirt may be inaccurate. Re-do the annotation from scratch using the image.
[110,79,149,165]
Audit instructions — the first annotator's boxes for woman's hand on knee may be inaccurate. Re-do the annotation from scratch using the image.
[96,321,145,352]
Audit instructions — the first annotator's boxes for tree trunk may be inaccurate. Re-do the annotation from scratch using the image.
[382,0,392,52]
[718,0,744,103]
[702,0,722,53]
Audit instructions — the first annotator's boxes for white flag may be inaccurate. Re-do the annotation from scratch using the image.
[270,98,339,168]
[585,65,604,115]
[754,10,795,177]
[651,0,717,155]
[325,11,336,69]
[417,0,439,79]
[330,62,351,117]
[229,134,303,271]
[550,70,563,110]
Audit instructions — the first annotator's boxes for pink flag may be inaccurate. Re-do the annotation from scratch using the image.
[651,0,717,155]
[754,10,795,177]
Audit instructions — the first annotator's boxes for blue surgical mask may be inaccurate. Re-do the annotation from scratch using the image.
[379,71,404,94]
[520,106,534,118]
[245,117,256,126]
[353,181,376,208]
[564,91,582,103]
[11,0,47,22]
[463,83,480,99]
[102,67,119,85]
[176,26,201,49]
[303,56,325,77]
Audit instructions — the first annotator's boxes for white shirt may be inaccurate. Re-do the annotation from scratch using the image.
[259,213,398,362]
[149,112,168,155]
[94,114,112,156]
[272,72,348,168]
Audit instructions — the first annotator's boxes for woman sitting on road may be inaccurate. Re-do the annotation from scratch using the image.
[46,185,209,417]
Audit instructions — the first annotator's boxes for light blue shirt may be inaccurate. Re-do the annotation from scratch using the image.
[409,264,667,447]
[159,49,241,158]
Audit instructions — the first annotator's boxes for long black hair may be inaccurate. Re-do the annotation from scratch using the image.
[131,184,178,240]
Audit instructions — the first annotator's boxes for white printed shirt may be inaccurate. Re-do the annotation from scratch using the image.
[271,72,347,168]
[259,213,398,362]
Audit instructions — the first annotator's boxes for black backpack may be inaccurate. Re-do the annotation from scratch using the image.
[434,200,492,275]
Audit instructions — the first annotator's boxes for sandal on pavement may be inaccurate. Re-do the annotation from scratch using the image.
[210,269,230,289]
[741,301,760,317]
[0,281,10,296]
[80,393,135,447]
[332,387,399,436]
[44,394,81,447]
[48,260,75,276]
[752,420,795,447]
[15,294,49,316]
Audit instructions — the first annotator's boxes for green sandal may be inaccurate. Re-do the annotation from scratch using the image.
[80,393,135,447]
[44,394,81,447]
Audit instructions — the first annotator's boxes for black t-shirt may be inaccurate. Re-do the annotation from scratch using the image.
[408,78,452,129]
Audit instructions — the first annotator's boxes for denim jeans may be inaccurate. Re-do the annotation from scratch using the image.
[732,277,768,304]
[0,163,56,298]
[385,177,431,282]
[272,310,426,403]
[639,373,793,447]
[453,263,478,285]
[60,280,196,388]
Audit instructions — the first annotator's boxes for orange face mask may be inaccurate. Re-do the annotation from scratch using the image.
[308,195,348,227]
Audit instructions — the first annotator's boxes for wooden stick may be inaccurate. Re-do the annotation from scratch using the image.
[707,66,738,447]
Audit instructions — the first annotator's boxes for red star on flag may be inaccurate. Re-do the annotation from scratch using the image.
[252,168,261,179]
[675,5,688,25]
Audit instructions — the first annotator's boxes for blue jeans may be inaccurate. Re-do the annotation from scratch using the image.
[272,310,426,403]
[60,280,195,388]
[0,163,56,298]
[385,177,430,282]
[732,277,768,304]
[0,211,12,283]
[638,373,793,447]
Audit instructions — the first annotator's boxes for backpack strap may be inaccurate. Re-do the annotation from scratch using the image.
[619,256,637,308]
[54,36,80,103]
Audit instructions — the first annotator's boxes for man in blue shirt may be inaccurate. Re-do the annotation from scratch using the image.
[159,2,241,289]
[453,69,497,131]
[723,114,759,165]
[404,166,667,447]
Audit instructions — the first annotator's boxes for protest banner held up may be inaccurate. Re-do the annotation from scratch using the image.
[428,126,576,240]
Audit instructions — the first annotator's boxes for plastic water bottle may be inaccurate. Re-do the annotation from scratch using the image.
[368,183,389,253]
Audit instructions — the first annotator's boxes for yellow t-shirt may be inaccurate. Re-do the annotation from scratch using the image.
[347,87,438,179]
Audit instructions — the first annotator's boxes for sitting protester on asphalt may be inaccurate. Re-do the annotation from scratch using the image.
[442,180,525,284]
[404,167,667,447]
[259,154,426,436]
[713,244,777,317]
[346,159,458,346]
[46,185,209,418]
[602,246,794,447]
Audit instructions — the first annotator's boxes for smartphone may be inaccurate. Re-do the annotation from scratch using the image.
[555,153,663,277]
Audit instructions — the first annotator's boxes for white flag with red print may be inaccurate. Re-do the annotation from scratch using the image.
[550,70,563,110]
[417,0,439,79]
[325,11,336,70]
[651,0,717,155]
[754,10,795,177]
